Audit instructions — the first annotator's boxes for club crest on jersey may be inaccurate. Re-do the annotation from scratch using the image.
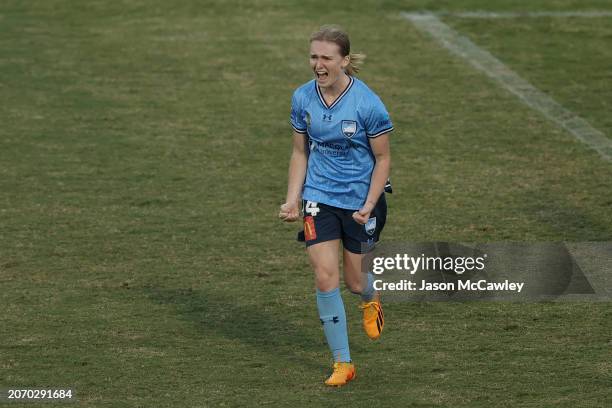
[341,120,357,138]
[365,217,377,236]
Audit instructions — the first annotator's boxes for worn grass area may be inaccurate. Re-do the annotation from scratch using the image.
[1,1,611,407]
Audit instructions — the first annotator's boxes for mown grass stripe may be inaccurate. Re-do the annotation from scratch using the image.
[441,11,612,18]
[402,12,612,162]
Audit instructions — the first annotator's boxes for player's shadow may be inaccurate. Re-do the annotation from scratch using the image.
[144,287,323,369]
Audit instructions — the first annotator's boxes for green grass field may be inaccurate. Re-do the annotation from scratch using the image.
[1,1,611,406]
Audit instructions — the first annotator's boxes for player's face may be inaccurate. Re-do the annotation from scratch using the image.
[309,40,349,89]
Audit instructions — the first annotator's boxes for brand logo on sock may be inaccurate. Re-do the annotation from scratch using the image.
[320,316,340,325]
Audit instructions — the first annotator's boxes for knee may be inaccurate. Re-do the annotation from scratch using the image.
[344,277,363,295]
[314,264,335,280]
[314,265,338,291]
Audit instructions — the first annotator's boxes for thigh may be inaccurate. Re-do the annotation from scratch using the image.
[307,239,341,292]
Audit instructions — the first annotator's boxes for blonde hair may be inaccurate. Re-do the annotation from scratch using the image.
[310,25,366,75]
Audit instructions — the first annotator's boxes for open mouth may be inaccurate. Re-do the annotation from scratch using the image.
[315,71,328,81]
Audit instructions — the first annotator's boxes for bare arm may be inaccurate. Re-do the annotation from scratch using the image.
[352,133,391,224]
[279,131,308,222]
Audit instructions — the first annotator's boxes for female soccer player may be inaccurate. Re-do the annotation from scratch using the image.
[279,25,393,387]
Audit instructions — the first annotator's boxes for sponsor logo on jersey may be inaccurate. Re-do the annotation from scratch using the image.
[342,120,357,138]
[312,141,349,156]
[323,114,333,122]
[377,119,391,128]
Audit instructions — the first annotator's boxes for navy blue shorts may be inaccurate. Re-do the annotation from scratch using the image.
[297,194,387,254]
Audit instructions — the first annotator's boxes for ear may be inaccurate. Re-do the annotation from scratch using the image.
[341,55,350,69]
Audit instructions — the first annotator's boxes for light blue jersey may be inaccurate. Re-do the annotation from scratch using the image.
[290,76,393,210]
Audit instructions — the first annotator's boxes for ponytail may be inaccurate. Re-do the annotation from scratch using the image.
[345,52,366,76]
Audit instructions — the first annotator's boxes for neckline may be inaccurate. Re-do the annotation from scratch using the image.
[316,76,354,110]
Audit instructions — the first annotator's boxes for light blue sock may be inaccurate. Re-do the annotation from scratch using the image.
[316,288,350,362]
[361,272,376,302]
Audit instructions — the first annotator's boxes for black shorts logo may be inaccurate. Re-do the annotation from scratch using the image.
[365,217,377,236]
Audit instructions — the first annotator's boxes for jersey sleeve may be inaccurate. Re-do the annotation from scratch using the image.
[290,90,307,134]
[364,96,393,138]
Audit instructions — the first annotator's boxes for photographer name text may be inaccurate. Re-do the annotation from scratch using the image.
[374,279,525,293]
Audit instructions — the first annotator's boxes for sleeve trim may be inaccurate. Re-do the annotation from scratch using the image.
[292,124,307,134]
[367,126,394,138]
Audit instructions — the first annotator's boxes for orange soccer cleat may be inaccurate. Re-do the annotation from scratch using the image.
[360,299,384,340]
[324,362,356,387]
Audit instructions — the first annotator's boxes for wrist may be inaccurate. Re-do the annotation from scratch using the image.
[286,195,301,205]
[363,200,376,212]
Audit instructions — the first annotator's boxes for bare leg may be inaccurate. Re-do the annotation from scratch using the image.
[343,248,378,301]
[307,240,340,291]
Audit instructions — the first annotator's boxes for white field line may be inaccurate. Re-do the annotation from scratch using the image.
[401,12,612,162]
[436,10,612,18]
